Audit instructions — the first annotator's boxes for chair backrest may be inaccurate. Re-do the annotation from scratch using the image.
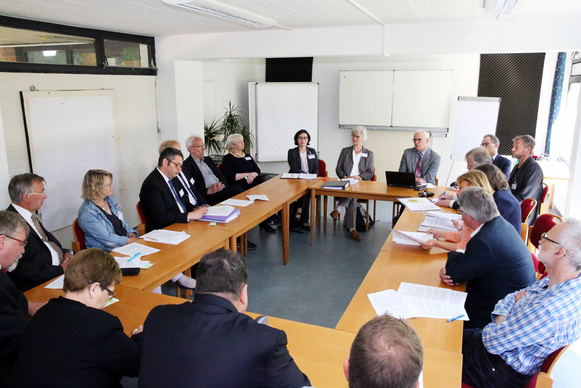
[136,202,147,236]
[217,163,223,173]
[371,168,377,182]
[521,198,538,223]
[72,218,86,253]
[524,345,569,388]
[540,183,549,204]
[317,159,328,177]
[529,214,563,250]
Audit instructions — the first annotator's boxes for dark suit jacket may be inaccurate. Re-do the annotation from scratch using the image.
[6,204,64,292]
[335,146,374,180]
[0,272,28,386]
[494,189,521,232]
[139,168,192,233]
[183,155,227,194]
[287,147,319,175]
[172,169,207,207]
[446,216,536,329]
[398,147,441,184]
[10,297,141,388]
[509,157,544,224]
[139,294,310,388]
[492,154,512,179]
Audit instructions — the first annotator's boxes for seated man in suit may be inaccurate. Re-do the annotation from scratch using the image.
[7,173,72,291]
[481,134,511,178]
[182,135,243,206]
[398,129,441,185]
[463,219,581,388]
[344,314,423,388]
[465,146,491,170]
[0,211,33,385]
[139,248,311,388]
[440,187,536,329]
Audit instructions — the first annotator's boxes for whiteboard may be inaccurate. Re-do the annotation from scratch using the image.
[451,96,501,160]
[251,82,318,162]
[339,71,393,126]
[21,90,120,231]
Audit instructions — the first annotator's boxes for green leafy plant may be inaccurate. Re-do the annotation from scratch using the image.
[218,101,254,154]
[203,118,223,155]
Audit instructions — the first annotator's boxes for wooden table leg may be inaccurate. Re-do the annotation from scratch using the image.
[323,195,328,234]
[230,236,237,253]
[242,233,248,256]
[310,189,316,245]
[283,202,290,265]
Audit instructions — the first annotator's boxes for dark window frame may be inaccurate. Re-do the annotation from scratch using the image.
[0,15,156,75]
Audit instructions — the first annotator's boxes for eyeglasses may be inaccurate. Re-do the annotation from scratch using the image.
[4,235,27,247]
[352,135,361,138]
[412,138,426,142]
[540,232,561,246]
[27,191,47,197]
[297,136,309,140]
[170,160,183,169]
[192,145,205,149]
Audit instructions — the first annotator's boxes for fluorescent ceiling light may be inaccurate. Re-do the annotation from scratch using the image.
[162,0,277,28]
[484,0,521,15]
[43,50,57,57]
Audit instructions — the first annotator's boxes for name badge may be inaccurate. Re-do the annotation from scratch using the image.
[511,183,517,190]
[118,211,124,221]
[361,153,368,158]
[245,156,252,161]
[190,177,195,185]
[308,154,315,159]
[179,189,185,196]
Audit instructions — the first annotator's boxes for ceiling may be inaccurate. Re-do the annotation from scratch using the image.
[1,0,581,38]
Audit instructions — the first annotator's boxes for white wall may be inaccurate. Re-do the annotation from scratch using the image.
[0,73,159,246]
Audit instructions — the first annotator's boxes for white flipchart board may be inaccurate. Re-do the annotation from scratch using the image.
[451,97,501,160]
[21,90,120,231]
[250,82,318,162]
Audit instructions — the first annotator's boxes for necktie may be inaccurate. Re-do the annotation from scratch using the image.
[168,180,186,213]
[177,173,197,206]
[415,152,423,178]
[31,214,64,263]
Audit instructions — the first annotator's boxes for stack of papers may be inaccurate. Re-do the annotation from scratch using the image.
[397,197,442,212]
[417,213,462,232]
[140,230,190,245]
[392,230,433,246]
[198,205,240,223]
[281,173,317,180]
[322,180,350,190]
[247,194,269,202]
[367,282,468,321]
[221,198,253,207]
[112,242,160,257]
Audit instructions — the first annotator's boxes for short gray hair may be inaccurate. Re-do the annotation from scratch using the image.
[351,126,368,142]
[457,187,499,223]
[513,135,536,151]
[560,219,581,271]
[484,134,499,144]
[185,134,204,149]
[466,147,492,166]
[0,210,29,238]
[226,133,243,150]
[8,173,45,203]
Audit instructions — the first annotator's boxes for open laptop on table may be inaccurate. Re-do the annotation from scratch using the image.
[385,171,416,188]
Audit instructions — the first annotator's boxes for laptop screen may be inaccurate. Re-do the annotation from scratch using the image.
[385,171,416,188]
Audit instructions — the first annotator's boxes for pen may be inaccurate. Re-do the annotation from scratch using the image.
[447,314,464,322]
[442,191,446,196]
[128,252,141,262]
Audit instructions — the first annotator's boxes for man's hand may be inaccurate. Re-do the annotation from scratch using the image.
[207,182,225,195]
[436,199,452,207]
[415,177,426,184]
[188,207,209,220]
[420,239,437,250]
[494,315,506,324]
[427,229,446,238]
[61,251,73,270]
[439,267,457,286]
[452,219,464,230]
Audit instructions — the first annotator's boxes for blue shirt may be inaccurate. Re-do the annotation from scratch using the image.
[483,275,581,375]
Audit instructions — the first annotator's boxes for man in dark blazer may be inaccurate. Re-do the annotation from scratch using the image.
[139,249,311,388]
[0,211,32,385]
[399,129,441,185]
[6,173,71,291]
[139,147,208,233]
[182,135,243,206]
[481,134,511,178]
[440,187,536,329]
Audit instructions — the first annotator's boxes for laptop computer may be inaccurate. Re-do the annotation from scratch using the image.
[385,171,416,188]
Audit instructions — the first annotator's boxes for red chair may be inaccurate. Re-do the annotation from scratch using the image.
[529,214,563,275]
[316,159,328,232]
[71,218,86,253]
[521,198,537,224]
[317,159,327,178]
[136,202,146,236]
[540,182,549,215]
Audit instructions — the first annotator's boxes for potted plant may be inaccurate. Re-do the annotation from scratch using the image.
[203,118,223,156]
[218,101,254,154]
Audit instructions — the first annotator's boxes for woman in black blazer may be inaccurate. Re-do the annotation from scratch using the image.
[10,249,142,388]
[287,129,319,231]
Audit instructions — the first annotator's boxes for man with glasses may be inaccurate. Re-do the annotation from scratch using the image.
[481,134,511,178]
[6,173,72,291]
[462,219,581,388]
[139,147,208,233]
[398,129,441,185]
[183,135,243,206]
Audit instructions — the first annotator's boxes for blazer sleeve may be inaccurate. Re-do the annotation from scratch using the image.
[100,315,141,378]
[78,203,129,250]
[265,330,311,388]
[287,148,301,173]
[309,148,319,175]
[139,176,189,229]
[359,149,374,181]
[398,149,410,173]
[183,157,207,196]
[206,157,228,186]
[513,164,544,202]
[445,236,493,283]
[423,150,441,184]
[335,148,349,178]
[221,154,261,185]
[499,157,512,179]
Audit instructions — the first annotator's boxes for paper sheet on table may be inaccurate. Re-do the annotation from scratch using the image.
[417,213,462,232]
[281,173,317,180]
[112,243,160,257]
[425,183,436,189]
[104,298,119,308]
[141,230,190,245]
[221,198,254,207]
[392,230,433,246]
[205,206,236,216]
[45,275,64,289]
[247,194,269,202]
[340,178,359,185]
[114,256,153,270]
[398,282,468,320]
[367,289,416,319]
[398,197,442,212]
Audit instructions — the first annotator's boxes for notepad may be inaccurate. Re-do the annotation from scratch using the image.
[392,230,433,246]
[417,213,462,232]
[140,230,190,245]
[398,197,442,212]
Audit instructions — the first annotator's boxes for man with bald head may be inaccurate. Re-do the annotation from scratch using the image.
[399,129,441,185]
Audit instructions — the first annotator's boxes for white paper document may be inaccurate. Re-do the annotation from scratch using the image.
[221,198,254,207]
[140,230,190,245]
[114,256,153,270]
[247,194,269,202]
[112,242,160,257]
[392,230,433,246]
[340,178,359,185]
[417,213,462,232]
[204,206,236,216]
[397,197,442,212]
[281,173,317,180]
[45,275,64,289]
[368,282,468,321]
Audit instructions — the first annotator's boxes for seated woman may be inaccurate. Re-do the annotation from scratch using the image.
[475,163,521,232]
[287,129,319,231]
[221,134,269,191]
[78,169,139,251]
[421,170,493,251]
[9,248,142,388]
[330,126,374,241]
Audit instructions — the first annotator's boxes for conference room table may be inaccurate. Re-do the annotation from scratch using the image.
[25,283,460,388]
